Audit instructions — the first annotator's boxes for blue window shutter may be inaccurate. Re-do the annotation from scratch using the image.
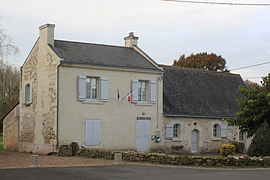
[100,77,109,102]
[221,124,228,137]
[165,123,173,139]
[78,75,86,100]
[132,79,139,102]
[93,120,101,146]
[150,80,157,103]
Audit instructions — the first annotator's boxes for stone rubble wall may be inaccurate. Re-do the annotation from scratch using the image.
[79,148,270,167]
[3,104,20,151]
[19,39,60,154]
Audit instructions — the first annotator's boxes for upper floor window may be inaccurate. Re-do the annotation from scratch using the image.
[138,80,147,102]
[86,77,98,100]
[23,83,32,105]
[173,123,180,138]
[213,124,221,138]
[78,75,108,102]
[131,79,157,104]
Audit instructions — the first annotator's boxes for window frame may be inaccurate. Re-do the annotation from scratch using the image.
[85,76,99,101]
[239,130,246,141]
[138,80,148,103]
[213,123,221,138]
[23,83,32,105]
[173,123,181,139]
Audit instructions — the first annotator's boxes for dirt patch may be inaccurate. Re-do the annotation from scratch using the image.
[0,151,115,169]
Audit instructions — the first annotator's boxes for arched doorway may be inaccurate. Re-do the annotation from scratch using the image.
[191,130,199,153]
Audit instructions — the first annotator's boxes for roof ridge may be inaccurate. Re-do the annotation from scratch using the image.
[161,64,241,77]
[54,39,133,49]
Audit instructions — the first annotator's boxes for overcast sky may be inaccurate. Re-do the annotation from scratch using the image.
[1,0,270,82]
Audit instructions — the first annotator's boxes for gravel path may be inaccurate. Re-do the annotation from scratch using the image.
[0,151,114,169]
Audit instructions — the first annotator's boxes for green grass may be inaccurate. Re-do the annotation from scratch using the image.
[0,135,3,151]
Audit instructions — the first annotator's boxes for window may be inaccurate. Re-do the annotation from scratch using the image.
[78,75,108,102]
[213,124,221,138]
[138,80,147,102]
[23,83,32,105]
[239,130,245,141]
[86,77,98,100]
[173,123,180,138]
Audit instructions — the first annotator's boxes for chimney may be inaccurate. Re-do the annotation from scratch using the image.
[39,24,55,46]
[124,32,138,47]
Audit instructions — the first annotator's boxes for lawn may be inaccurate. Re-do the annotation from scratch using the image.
[0,135,3,151]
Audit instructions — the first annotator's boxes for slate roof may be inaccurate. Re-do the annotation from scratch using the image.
[50,40,160,71]
[163,66,245,118]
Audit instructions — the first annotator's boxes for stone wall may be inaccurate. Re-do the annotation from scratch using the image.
[162,117,241,154]
[19,37,60,154]
[3,104,20,151]
[79,148,270,167]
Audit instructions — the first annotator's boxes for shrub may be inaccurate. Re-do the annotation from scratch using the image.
[220,144,235,156]
[248,122,270,157]
[231,141,245,154]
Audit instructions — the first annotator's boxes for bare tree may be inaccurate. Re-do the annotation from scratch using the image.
[0,27,19,132]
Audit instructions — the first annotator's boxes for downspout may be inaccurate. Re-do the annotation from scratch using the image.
[56,60,63,151]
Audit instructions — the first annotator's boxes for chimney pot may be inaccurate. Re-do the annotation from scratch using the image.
[124,32,138,47]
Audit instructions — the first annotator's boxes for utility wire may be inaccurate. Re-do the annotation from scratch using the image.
[230,61,270,71]
[162,0,270,6]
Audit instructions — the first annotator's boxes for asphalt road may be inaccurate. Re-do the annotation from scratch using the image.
[1,164,270,180]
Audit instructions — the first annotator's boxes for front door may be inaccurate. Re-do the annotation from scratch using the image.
[191,130,199,153]
[136,120,150,152]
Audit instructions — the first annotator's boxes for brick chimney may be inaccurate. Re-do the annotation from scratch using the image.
[39,24,55,46]
[124,32,138,47]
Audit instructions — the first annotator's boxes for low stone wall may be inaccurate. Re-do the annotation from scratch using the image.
[3,104,20,151]
[78,148,270,167]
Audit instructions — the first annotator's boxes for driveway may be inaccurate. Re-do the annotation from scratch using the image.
[0,151,114,169]
[1,164,270,180]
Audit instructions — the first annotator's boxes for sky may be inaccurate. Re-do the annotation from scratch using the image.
[1,0,270,83]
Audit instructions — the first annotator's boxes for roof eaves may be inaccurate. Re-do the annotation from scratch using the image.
[61,61,163,72]
[164,113,234,119]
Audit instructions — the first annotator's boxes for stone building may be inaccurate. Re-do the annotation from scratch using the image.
[2,24,246,154]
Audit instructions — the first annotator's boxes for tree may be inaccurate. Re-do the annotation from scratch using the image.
[0,27,19,133]
[244,80,259,89]
[172,52,229,72]
[228,74,270,137]
[247,122,270,156]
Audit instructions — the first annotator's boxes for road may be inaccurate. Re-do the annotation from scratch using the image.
[1,164,270,180]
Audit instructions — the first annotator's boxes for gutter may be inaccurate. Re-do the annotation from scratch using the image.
[164,113,234,119]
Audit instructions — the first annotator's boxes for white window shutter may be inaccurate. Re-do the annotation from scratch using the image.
[221,124,227,137]
[165,123,174,139]
[100,77,109,102]
[29,83,32,104]
[131,79,139,102]
[150,80,157,103]
[85,120,93,145]
[93,120,101,146]
[78,75,86,100]
[22,84,26,104]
